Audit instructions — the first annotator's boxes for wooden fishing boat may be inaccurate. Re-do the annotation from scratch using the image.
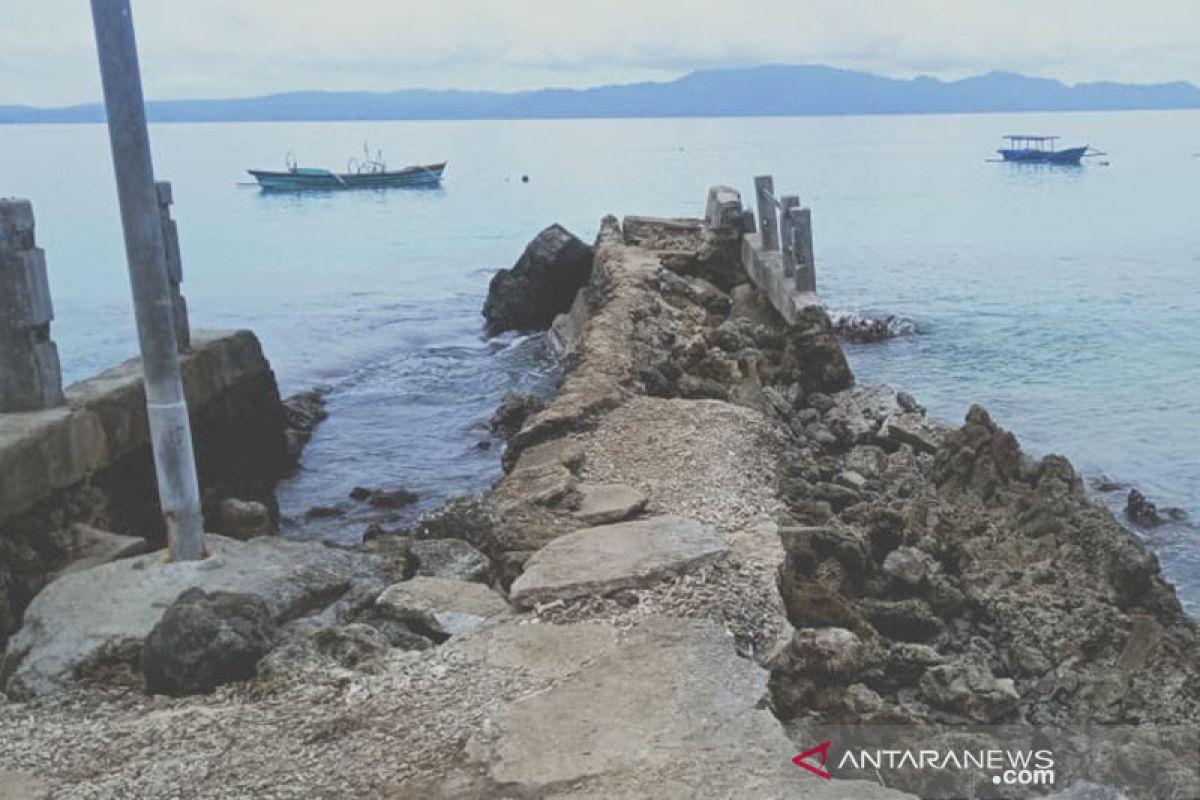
[249,147,445,190]
[997,135,1089,165]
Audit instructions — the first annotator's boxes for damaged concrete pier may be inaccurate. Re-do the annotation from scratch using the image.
[1,181,1197,798]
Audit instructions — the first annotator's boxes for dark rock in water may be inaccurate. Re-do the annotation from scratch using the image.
[281,389,328,467]
[1092,475,1123,493]
[1126,488,1164,527]
[349,487,419,510]
[830,310,919,343]
[482,224,594,336]
[142,588,277,696]
[489,393,546,440]
[304,505,345,519]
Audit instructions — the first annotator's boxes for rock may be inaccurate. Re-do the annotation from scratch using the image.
[376,576,510,637]
[53,524,148,578]
[142,587,277,696]
[410,538,491,582]
[918,659,1020,722]
[213,498,274,540]
[882,546,936,587]
[488,393,546,440]
[482,224,594,336]
[787,627,866,677]
[880,412,944,455]
[1091,475,1123,493]
[509,515,728,608]
[304,505,345,519]
[1126,488,1164,527]
[573,483,647,525]
[896,391,923,414]
[829,310,918,343]
[352,487,419,510]
[281,389,327,465]
[835,470,868,491]
[458,617,911,799]
[4,534,385,698]
[311,623,389,671]
[857,598,944,642]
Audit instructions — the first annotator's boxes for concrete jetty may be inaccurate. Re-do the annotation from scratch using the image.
[1,182,1196,798]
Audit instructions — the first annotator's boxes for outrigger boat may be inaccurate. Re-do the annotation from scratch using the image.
[996,135,1091,165]
[249,145,445,190]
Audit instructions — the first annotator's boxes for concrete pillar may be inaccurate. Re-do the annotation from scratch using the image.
[753,175,778,251]
[155,181,190,351]
[778,195,800,277]
[0,199,65,412]
[789,206,816,293]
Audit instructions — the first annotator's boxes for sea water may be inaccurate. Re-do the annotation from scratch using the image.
[0,111,1195,605]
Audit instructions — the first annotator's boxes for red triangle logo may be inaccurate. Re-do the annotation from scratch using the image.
[792,741,832,780]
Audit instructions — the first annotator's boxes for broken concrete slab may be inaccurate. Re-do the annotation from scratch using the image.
[573,482,646,525]
[463,617,912,799]
[449,619,621,681]
[508,515,728,608]
[376,576,510,637]
[4,534,385,698]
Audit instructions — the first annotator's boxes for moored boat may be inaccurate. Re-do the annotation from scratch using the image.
[997,135,1089,165]
[249,147,446,190]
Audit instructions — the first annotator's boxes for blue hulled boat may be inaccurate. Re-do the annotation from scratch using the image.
[997,135,1089,165]
[249,147,445,190]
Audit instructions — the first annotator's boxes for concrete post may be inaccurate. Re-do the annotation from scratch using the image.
[790,206,816,292]
[0,199,65,412]
[753,175,778,251]
[91,0,205,561]
[155,181,190,351]
[778,195,800,277]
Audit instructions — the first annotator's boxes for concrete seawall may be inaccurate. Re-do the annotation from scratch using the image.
[0,330,289,640]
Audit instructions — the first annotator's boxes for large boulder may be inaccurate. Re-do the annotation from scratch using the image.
[375,576,510,637]
[3,535,385,698]
[482,224,593,336]
[141,588,277,696]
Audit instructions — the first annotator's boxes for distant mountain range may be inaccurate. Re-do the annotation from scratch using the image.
[4,65,1199,124]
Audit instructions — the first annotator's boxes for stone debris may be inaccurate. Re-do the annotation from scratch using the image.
[572,482,646,525]
[375,576,510,637]
[410,538,491,583]
[509,515,729,608]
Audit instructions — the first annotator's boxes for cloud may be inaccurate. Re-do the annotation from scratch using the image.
[1,0,1197,105]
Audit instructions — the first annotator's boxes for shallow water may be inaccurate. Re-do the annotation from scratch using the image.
[0,111,1195,603]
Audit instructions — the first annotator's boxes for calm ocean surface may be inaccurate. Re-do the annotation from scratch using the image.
[1,112,1196,606]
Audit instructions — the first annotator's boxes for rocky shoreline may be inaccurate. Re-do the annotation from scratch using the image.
[0,198,1196,798]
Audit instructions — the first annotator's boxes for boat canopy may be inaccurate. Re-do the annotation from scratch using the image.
[1002,135,1060,150]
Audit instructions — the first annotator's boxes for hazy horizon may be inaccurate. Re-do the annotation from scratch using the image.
[3,1,1198,106]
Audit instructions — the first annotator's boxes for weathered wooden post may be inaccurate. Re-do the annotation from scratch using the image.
[0,199,65,412]
[753,175,778,251]
[778,195,800,277]
[790,206,816,292]
[155,181,190,351]
[91,0,205,561]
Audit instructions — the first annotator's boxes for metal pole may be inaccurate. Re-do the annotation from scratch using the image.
[90,0,205,561]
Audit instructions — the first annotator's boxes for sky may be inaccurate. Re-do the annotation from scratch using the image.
[2,0,1198,106]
